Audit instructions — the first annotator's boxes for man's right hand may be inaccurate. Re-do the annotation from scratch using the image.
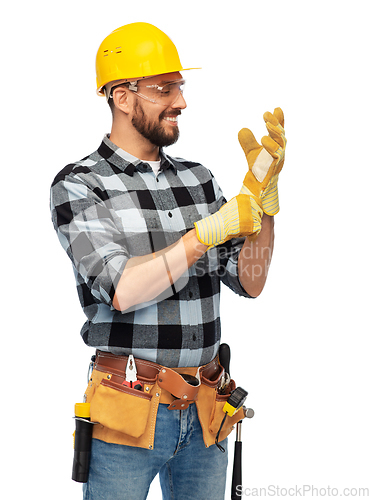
[194,194,263,248]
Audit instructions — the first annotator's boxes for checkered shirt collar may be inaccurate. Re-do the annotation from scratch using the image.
[97,134,177,176]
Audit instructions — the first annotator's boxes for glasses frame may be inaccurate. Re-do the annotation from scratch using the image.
[110,78,186,107]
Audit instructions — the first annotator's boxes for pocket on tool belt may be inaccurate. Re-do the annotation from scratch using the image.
[209,380,243,436]
[90,376,152,439]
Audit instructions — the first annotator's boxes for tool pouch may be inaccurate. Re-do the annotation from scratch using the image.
[91,377,151,438]
[83,352,245,450]
[195,370,245,448]
[84,367,161,450]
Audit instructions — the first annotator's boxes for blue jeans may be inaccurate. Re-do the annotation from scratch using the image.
[83,402,228,499]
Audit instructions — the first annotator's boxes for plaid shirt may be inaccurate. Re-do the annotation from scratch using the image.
[50,135,250,367]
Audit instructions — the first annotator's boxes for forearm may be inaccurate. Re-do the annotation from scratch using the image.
[238,214,275,297]
[113,229,208,311]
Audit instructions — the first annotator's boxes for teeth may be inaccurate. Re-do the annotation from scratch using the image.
[164,117,177,122]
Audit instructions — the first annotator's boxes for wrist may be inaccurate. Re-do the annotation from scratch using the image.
[184,228,209,261]
[194,211,224,248]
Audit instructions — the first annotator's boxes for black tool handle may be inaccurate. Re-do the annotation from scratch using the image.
[219,343,231,376]
[72,418,93,483]
[231,440,242,499]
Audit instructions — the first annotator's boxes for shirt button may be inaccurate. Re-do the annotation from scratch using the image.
[168,212,172,218]
[193,335,197,341]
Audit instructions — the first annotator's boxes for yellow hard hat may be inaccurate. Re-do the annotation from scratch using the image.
[96,22,199,96]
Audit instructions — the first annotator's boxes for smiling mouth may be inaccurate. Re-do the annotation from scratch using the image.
[164,116,178,122]
[161,110,181,124]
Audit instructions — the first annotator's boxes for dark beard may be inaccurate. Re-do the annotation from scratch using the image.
[131,99,180,148]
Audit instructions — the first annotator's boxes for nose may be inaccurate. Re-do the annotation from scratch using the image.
[172,91,187,110]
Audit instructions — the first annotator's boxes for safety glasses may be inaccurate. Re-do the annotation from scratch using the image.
[110,78,185,107]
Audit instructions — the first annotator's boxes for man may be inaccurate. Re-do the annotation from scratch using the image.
[51,22,285,500]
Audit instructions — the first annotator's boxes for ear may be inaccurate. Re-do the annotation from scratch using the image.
[112,87,131,115]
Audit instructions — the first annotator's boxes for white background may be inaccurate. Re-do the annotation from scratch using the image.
[2,0,369,498]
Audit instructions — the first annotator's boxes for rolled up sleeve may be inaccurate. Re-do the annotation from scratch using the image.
[211,176,252,298]
[216,239,253,298]
[51,174,129,307]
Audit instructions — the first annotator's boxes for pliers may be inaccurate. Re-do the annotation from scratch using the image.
[122,354,143,391]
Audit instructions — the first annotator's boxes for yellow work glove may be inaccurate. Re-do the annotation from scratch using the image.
[194,194,263,248]
[238,107,286,216]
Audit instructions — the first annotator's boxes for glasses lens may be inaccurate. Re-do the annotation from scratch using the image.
[157,80,185,105]
[138,80,185,105]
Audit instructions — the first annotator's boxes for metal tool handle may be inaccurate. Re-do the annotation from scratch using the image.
[231,422,243,500]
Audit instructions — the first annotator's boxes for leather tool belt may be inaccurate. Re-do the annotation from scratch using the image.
[84,350,245,450]
[92,350,220,410]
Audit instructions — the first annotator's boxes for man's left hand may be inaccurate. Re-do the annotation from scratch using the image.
[238,107,286,216]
